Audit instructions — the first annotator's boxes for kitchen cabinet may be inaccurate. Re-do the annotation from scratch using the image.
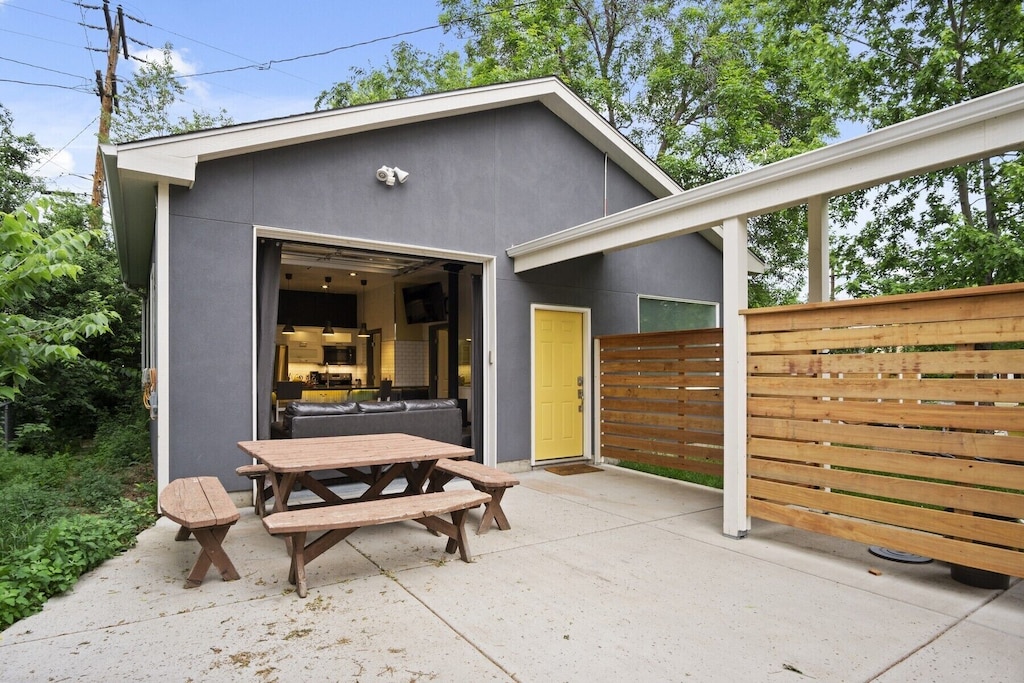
[302,389,346,403]
[290,343,321,363]
[279,290,356,328]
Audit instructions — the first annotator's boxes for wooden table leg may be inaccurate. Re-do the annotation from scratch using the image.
[185,525,239,588]
[404,460,437,493]
[288,531,308,598]
[419,510,474,562]
[270,472,298,513]
[477,486,511,534]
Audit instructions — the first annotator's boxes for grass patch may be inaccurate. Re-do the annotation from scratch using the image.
[0,409,156,630]
[613,460,724,489]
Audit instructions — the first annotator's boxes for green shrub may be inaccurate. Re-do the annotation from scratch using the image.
[89,408,151,468]
[0,496,155,629]
[0,479,63,553]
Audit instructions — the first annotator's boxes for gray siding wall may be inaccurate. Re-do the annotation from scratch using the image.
[166,103,723,486]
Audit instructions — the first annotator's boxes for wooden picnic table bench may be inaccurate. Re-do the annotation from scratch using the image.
[262,489,490,598]
[236,463,272,516]
[429,459,519,534]
[160,477,240,588]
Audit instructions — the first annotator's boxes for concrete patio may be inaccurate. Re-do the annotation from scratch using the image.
[1,465,1021,682]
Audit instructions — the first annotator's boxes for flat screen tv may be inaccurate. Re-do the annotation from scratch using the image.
[402,282,446,324]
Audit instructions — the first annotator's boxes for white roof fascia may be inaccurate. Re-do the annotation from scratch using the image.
[107,77,680,199]
[508,82,1024,273]
[112,148,197,187]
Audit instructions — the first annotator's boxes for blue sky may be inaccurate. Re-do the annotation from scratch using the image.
[1,0,459,196]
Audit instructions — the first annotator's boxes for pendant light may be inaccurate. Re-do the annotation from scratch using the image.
[357,279,370,338]
[282,273,296,334]
[322,276,334,335]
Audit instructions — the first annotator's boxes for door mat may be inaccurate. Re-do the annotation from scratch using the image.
[545,464,603,476]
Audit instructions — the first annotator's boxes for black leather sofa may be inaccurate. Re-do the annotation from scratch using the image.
[272,398,464,445]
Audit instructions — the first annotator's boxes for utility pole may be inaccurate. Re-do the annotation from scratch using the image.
[91,1,129,210]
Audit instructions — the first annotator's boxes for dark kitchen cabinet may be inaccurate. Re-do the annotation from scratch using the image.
[278,290,356,328]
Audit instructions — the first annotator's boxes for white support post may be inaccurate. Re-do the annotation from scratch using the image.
[807,195,830,303]
[155,181,171,498]
[593,337,603,464]
[722,215,750,538]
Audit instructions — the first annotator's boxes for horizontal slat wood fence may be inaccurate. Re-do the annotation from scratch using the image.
[744,283,1024,579]
[597,329,724,478]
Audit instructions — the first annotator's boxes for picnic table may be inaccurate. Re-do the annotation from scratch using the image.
[236,433,475,513]
[236,433,481,596]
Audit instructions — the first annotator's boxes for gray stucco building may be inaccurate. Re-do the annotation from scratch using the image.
[102,77,727,494]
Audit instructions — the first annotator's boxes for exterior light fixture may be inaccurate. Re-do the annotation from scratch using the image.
[375,165,409,186]
[282,273,295,334]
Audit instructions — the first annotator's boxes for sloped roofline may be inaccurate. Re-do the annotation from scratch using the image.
[106,77,681,193]
[103,77,699,289]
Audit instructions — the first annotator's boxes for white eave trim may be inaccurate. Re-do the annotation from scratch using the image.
[508,82,1024,273]
[105,77,679,198]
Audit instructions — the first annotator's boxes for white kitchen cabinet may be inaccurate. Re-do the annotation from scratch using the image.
[290,342,321,363]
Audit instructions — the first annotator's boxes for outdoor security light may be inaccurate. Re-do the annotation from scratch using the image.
[375,165,409,186]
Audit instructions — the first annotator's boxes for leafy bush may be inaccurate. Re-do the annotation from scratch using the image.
[89,407,151,468]
[0,429,151,556]
[0,496,155,628]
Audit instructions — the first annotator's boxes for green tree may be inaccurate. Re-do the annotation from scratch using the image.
[110,44,233,142]
[0,201,118,403]
[318,0,851,306]
[811,0,1024,296]
[316,41,470,109]
[0,105,46,214]
[12,199,142,446]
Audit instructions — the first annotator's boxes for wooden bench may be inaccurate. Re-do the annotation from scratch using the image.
[262,489,491,598]
[236,463,272,516]
[160,477,240,588]
[429,459,519,534]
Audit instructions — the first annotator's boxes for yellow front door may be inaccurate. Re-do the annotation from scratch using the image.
[534,308,584,462]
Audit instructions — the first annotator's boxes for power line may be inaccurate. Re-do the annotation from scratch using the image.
[33,115,100,176]
[179,0,541,80]
[0,77,93,93]
[0,26,86,50]
[2,1,82,26]
[183,20,450,79]
[0,55,91,83]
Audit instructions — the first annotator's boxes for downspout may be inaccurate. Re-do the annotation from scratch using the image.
[604,154,609,217]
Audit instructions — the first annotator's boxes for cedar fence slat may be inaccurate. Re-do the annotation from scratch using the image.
[597,328,724,479]
[748,349,1024,376]
[743,283,1024,579]
[748,499,1023,578]
[748,396,1024,432]
[748,437,1024,490]
[749,479,1023,549]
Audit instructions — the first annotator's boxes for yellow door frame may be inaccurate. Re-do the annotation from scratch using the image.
[530,304,592,465]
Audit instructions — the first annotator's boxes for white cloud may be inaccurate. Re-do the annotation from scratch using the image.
[31,149,77,181]
[130,46,211,102]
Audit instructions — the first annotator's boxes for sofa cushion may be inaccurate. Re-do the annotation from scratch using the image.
[288,401,360,416]
[357,400,407,413]
[284,401,359,432]
[404,398,458,411]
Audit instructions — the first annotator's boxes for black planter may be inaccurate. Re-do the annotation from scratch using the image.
[950,563,1010,590]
